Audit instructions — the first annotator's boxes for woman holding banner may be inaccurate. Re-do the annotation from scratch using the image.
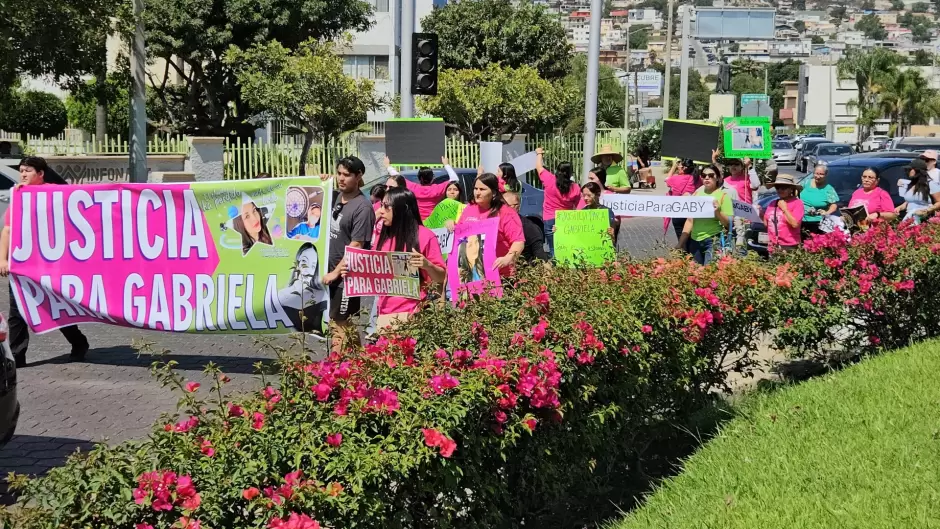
[347,188,446,330]
[385,156,459,220]
[535,147,581,255]
[457,173,525,277]
[676,170,733,265]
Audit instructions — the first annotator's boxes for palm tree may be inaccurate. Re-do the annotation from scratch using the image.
[877,69,940,136]
[837,48,902,139]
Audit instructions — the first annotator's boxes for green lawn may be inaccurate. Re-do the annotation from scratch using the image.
[612,340,940,529]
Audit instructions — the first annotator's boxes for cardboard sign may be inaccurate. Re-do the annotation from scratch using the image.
[432,227,454,259]
[732,200,762,223]
[661,119,719,165]
[448,218,501,300]
[554,209,615,267]
[424,198,464,229]
[385,119,446,166]
[722,116,772,159]
[343,247,420,299]
[480,142,503,173]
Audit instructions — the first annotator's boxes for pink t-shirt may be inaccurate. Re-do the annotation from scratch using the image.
[405,179,450,220]
[458,203,525,277]
[538,169,581,220]
[375,225,445,316]
[372,201,381,213]
[724,174,753,205]
[848,187,893,214]
[666,173,698,197]
[763,197,805,250]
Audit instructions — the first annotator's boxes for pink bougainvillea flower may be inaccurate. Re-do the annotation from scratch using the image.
[242,487,261,501]
[218,374,231,384]
[523,418,538,432]
[268,512,322,529]
[494,410,508,424]
[251,412,265,431]
[438,437,457,458]
[422,428,457,458]
[135,524,154,529]
[284,470,303,486]
[180,492,201,512]
[428,373,461,395]
[312,382,333,402]
[641,325,653,334]
[227,403,245,417]
[199,438,215,458]
[326,433,343,447]
[177,516,201,529]
[530,319,548,342]
[173,416,199,433]
[184,381,200,393]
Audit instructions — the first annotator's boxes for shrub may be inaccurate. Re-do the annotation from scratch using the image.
[0,90,67,137]
[3,257,784,529]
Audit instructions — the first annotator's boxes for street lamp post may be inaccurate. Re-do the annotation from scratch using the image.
[128,0,148,183]
[582,0,604,180]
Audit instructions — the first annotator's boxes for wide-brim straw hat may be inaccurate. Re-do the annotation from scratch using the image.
[591,144,624,164]
[767,173,803,192]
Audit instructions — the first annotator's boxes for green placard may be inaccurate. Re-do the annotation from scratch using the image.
[554,209,615,267]
[722,116,772,159]
[424,198,465,229]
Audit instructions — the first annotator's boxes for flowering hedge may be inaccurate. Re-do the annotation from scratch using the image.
[5,217,940,528]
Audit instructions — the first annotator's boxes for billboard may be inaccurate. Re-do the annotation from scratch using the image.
[626,71,663,94]
[694,7,777,40]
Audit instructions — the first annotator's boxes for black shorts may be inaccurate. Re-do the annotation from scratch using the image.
[329,283,361,323]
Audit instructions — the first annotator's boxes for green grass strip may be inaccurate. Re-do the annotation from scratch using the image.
[613,340,940,529]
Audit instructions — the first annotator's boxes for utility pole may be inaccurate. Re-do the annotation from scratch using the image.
[663,0,675,120]
[764,67,768,95]
[624,19,631,130]
[128,0,148,183]
[399,0,415,118]
[583,0,604,181]
[678,4,691,120]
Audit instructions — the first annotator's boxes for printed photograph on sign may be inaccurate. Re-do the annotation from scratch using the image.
[447,218,501,300]
[731,126,764,152]
[284,186,325,241]
[8,177,333,336]
[722,117,773,159]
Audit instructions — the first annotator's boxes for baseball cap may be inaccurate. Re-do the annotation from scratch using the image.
[905,158,928,171]
[921,150,938,161]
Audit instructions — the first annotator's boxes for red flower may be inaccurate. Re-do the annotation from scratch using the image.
[428,373,461,395]
[641,325,653,334]
[177,516,201,529]
[523,418,538,432]
[199,438,215,458]
[326,433,343,447]
[439,437,457,458]
[251,412,265,431]
[422,428,457,458]
[218,374,231,384]
[136,525,154,529]
[494,410,508,424]
[530,319,548,342]
[268,512,321,529]
[227,403,245,417]
[284,470,303,486]
[184,381,200,393]
[242,487,261,501]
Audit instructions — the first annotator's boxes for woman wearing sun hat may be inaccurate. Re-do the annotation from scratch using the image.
[591,144,632,193]
[761,174,805,254]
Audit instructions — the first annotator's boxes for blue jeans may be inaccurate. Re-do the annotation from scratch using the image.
[689,237,715,265]
[544,218,556,256]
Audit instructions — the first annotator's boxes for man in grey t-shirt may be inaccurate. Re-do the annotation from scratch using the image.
[322,156,375,351]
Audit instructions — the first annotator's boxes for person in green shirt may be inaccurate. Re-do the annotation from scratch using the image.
[801,164,839,236]
[676,170,732,265]
[591,144,633,193]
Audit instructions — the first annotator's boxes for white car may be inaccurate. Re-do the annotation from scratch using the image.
[861,135,889,152]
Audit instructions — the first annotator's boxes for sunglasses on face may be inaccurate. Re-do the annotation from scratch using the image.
[702,172,717,178]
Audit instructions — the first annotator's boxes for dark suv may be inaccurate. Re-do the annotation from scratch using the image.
[744,153,917,257]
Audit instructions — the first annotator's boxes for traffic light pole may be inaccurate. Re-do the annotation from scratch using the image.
[582,0,603,181]
[399,0,415,118]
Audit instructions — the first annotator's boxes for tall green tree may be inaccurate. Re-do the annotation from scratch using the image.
[132,0,375,138]
[0,91,68,139]
[837,48,903,139]
[421,0,572,81]
[416,64,574,141]
[227,40,385,175]
[793,20,806,33]
[830,5,847,26]
[912,1,930,12]
[560,54,626,132]
[878,69,940,136]
[855,14,888,40]
[767,59,803,126]
[889,0,905,9]
[911,49,936,66]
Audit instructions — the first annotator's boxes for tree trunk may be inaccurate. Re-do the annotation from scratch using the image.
[299,129,314,176]
[94,52,108,145]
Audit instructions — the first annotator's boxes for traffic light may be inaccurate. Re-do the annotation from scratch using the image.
[412,33,438,96]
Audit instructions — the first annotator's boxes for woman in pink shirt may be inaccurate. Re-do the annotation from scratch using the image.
[762,174,805,254]
[665,158,701,240]
[535,147,581,255]
[347,187,446,330]
[457,173,526,277]
[848,167,898,223]
[385,156,459,220]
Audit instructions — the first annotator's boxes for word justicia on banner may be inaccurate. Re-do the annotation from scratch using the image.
[343,247,420,299]
[600,194,716,218]
[9,178,334,335]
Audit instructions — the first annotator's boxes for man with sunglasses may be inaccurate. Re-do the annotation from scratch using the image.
[322,156,375,351]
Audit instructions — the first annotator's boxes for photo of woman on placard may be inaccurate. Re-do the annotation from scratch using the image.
[234,195,274,255]
[277,243,329,333]
[457,234,486,284]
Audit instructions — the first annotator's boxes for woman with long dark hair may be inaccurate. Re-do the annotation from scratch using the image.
[457,234,486,283]
[456,173,525,277]
[277,243,329,333]
[445,181,465,203]
[358,187,446,329]
[236,200,273,255]
[896,158,940,224]
[497,162,522,193]
[535,147,581,255]
[385,156,459,220]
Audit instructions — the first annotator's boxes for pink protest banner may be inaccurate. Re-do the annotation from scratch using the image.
[447,218,501,300]
[343,246,420,299]
[8,178,333,335]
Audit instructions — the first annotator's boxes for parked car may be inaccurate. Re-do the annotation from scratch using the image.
[0,313,18,447]
[744,154,913,257]
[887,136,940,153]
[861,135,890,152]
[796,138,833,172]
[774,134,792,141]
[772,140,797,165]
[806,143,855,167]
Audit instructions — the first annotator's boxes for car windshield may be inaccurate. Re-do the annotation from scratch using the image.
[773,141,793,149]
[818,145,853,156]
